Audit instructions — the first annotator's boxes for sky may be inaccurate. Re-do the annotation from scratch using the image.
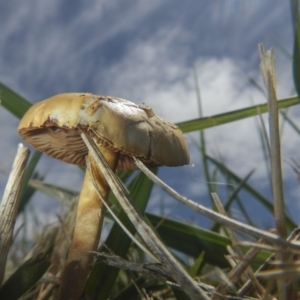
[0,1,299,233]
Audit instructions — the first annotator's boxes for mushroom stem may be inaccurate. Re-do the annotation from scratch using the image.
[57,146,119,300]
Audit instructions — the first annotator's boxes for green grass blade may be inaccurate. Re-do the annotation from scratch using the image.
[235,195,255,227]
[206,154,297,230]
[18,151,43,214]
[0,82,32,119]
[211,169,255,232]
[194,68,213,206]
[113,277,162,300]
[188,251,205,277]
[292,0,300,99]
[256,117,272,187]
[172,288,193,300]
[177,97,299,133]
[147,213,229,268]
[28,178,79,203]
[85,170,156,300]
[147,213,270,269]
[0,252,50,300]
[281,110,300,135]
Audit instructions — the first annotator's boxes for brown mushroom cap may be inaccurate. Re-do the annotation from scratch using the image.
[18,93,190,170]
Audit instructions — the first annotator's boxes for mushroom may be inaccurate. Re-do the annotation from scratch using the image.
[18,93,190,299]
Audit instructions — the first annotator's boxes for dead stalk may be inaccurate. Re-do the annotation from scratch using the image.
[211,193,266,299]
[258,44,290,300]
[0,144,30,285]
[134,158,299,250]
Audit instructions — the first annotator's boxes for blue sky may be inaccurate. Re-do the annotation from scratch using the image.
[0,1,299,231]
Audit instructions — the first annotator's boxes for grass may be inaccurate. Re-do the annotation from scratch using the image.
[1,3,300,298]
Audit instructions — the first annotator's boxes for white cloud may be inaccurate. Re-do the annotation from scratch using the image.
[1,0,299,232]
[93,34,266,180]
[96,30,300,227]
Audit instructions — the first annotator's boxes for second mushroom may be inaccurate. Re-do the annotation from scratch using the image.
[18,93,190,299]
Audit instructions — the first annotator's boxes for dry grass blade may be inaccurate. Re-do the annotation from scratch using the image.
[0,143,29,286]
[256,267,300,280]
[259,44,290,300]
[225,246,266,294]
[90,251,167,277]
[134,158,299,250]
[91,251,229,297]
[259,45,286,240]
[238,227,300,297]
[86,161,158,262]
[81,133,209,300]
[211,193,266,299]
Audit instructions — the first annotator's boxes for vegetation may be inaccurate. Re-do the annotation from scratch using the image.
[1,3,300,299]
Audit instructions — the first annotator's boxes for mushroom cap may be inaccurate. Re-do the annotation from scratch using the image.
[18,93,190,170]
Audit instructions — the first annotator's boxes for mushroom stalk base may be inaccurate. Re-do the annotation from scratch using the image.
[56,147,119,300]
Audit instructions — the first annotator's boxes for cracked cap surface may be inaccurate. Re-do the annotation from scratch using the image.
[18,93,190,170]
